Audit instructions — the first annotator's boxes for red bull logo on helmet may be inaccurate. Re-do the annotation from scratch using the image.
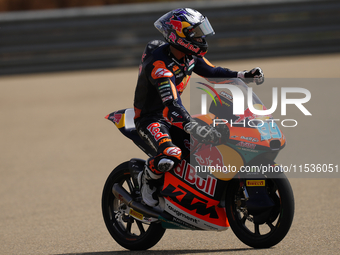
[166,15,183,33]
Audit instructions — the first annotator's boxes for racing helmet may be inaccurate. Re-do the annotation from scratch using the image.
[154,8,215,57]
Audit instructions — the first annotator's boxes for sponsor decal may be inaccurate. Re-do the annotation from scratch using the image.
[171,111,179,117]
[175,72,184,79]
[166,15,183,33]
[159,85,170,91]
[168,32,201,54]
[240,136,259,142]
[162,95,173,102]
[160,81,170,86]
[221,99,230,107]
[147,123,169,141]
[194,144,223,170]
[175,69,182,75]
[151,61,173,79]
[108,112,123,125]
[167,204,199,224]
[163,183,218,219]
[141,53,147,62]
[159,138,171,145]
[188,64,195,71]
[159,88,170,94]
[167,62,175,68]
[174,160,217,197]
[169,32,177,43]
[246,180,265,186]
[220,91,233,102]
[161,92,171,97]
[236,141,256,150]
[198,51,206,57]
[163,173,229,228]
[172,65,180,72]
[165,147,182,156]
[177,38,200,53]
[129,208,143,220]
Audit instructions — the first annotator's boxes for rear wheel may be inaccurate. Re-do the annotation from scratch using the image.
[102,162,166,250]
[225,174,294,248]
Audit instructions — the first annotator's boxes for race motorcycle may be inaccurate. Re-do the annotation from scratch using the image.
[102,78,294,250]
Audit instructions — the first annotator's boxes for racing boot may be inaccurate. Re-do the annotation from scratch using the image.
[138,164,162,207]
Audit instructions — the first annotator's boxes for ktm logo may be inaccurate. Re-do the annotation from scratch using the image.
[162,183,218,219]
[159,138,171,145]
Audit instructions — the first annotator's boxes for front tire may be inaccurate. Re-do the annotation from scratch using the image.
[225,174,294,248]
[101,161,165,250]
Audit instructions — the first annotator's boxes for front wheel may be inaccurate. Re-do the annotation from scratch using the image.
[225,174,294,248]
[101,161,166,250]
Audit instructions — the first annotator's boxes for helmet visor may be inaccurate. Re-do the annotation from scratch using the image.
[191,17,215,38]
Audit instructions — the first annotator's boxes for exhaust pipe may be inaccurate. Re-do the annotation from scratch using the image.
[112,183,160,219]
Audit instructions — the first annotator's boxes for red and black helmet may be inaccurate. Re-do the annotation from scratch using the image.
[154,8,215,57]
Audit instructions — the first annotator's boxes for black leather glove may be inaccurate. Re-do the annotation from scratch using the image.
[238,67,264,85]
[184,121,222,144]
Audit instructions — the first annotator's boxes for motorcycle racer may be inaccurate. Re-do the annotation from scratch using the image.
[134,8,264,207]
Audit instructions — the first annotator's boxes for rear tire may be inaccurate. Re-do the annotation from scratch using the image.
[225,173,294,248]
[102,161,166,250]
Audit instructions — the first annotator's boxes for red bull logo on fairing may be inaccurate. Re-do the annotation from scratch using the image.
[174,159,217,197]
[194,144,223,167]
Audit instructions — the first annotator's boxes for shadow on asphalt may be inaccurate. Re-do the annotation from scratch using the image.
[56,247,264,255]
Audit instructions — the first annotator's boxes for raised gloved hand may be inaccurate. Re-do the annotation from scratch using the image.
[238,67,264,85]
[184,121,222,144]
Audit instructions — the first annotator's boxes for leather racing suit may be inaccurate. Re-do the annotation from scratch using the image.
[134,40,238,178]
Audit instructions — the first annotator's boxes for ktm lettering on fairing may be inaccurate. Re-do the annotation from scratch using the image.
[162,183,218,219]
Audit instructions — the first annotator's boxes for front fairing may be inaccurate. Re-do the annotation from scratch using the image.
[193,78,286,180]
[206,78,286,151]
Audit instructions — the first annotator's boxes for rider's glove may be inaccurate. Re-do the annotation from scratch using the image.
[184,121,222,145]
[238,67,264,85]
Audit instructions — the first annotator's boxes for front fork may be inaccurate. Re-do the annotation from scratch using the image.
[239,179,250,201]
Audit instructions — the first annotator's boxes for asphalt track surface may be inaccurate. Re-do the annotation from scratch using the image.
[1,54,340,255]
